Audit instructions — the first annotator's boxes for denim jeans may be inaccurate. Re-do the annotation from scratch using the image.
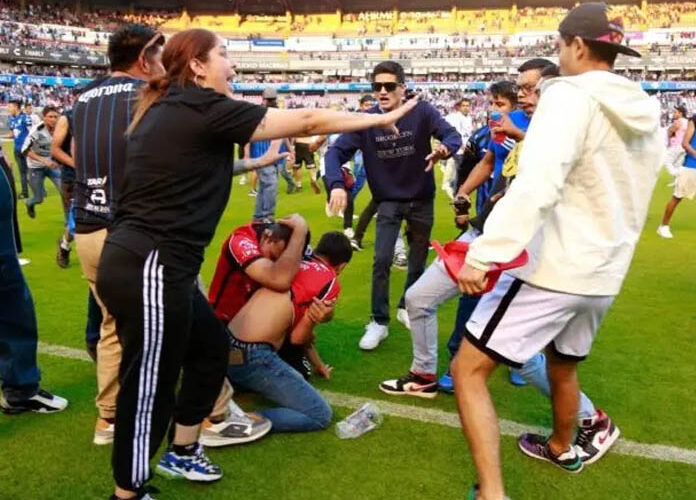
[253,165,278,220]
[372,199,434,325]
[13,148,29,197]
[276,160,295,189]
[27,167,61,209]
[351,162,367,198]
[227,346,332,432]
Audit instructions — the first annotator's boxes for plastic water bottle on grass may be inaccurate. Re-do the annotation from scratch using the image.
[336,403,383,439]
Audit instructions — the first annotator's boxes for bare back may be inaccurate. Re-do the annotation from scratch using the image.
[228,288,294,350]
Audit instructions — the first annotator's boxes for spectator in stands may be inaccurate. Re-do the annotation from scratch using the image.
[325,60,461,351]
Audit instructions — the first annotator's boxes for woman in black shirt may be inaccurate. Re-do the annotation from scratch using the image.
[97,29,416,500]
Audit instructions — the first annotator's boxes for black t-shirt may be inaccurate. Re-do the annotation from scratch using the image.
[72,75,143,233]
[107,84,267,273]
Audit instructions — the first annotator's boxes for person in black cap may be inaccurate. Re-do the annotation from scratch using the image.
[454,4,663,499]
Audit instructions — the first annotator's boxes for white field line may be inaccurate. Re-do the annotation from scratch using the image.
[38,342,696,467]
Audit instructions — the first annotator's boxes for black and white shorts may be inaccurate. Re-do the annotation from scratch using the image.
[465,274,614,368]
[294,142,316,168]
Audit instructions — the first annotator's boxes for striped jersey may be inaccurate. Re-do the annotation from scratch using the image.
[72,75,143,233]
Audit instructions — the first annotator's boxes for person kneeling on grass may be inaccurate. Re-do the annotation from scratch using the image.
[224,232,351,433]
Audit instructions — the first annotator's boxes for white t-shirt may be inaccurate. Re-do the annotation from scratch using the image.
[445,111,473,154]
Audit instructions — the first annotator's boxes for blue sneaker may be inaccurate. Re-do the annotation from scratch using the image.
[156,442,223,482]
[438,372,454,393]
[508,369,528,387]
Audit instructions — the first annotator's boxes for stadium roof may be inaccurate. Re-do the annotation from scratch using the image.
[60,0,645,16]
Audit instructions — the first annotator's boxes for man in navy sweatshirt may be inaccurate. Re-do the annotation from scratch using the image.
[324,61,461,350]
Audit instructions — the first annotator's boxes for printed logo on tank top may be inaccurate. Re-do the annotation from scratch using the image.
[77,82,137,104]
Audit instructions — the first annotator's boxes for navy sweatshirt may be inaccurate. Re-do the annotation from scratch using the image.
[324,101,462,202]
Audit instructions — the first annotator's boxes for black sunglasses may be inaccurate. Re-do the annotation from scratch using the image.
[371,82,400,92]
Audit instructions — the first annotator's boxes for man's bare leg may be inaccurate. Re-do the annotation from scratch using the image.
[546,348,580,455]
[451,340,504,500]
[661,196,682,226]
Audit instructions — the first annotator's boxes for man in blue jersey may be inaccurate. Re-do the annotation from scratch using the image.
[324,60,461,351]
[72,24,166,446]
[6,99,32,199]
[246,87,295,221]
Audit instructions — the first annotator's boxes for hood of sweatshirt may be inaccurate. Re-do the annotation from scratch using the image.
[543,70,660,137]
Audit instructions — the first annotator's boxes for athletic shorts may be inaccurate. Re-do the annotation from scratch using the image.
[674,166,696,200]
[464,274,614,368]
[294,142,315,168]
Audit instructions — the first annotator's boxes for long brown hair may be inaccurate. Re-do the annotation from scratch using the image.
[127,29,218,134]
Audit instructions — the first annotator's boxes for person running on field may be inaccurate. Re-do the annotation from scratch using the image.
[454,5,662,498]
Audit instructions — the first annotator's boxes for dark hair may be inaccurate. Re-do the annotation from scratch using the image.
[108,24,163,72]
[488,80,518,105]
[372,61,405,84]
[518,58,555,73]
[8,99,21,107]
[315,232,353,267]
[675,105,688,117]
[128,29,218,134]
[457,98,472,106]
[560,34,618,66]
[259,222,293,245]
[42,105,58,116]
[541,64,561,78]
[359,94,376,104]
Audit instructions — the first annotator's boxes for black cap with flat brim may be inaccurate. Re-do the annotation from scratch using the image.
[559,2,642,58]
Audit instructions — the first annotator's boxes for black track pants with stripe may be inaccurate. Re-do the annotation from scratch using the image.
[97,241,229,491]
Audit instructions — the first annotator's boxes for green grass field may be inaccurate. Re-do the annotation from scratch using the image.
[1,141,695,499]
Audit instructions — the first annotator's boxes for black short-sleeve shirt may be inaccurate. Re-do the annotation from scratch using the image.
[107,84,267,272]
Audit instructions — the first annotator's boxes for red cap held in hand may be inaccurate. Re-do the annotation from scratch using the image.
[431,240,528,295]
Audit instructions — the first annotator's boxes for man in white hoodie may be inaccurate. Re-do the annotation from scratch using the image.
[452,4,663,500]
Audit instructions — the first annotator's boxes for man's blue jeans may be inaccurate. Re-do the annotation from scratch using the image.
[253,165,278,220]
[27,167,61,209]
[227,346,332,432]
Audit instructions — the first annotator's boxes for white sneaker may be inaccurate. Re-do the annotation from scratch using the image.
[344,228,355,239]
[359,321,388,350]
[93,417,115,445]
[657,225,673,239]
[18,258,30,266]
[396,308,411,330]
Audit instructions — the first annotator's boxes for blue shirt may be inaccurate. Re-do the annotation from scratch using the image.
[8,113,31,151]
[488,110,531,180]
[324,101,462,202]
[685,120,696,169]
[249,140,270,159]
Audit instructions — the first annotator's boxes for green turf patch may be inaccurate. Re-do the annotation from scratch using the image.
[4,138,695,497]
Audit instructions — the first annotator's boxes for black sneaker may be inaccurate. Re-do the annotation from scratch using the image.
[26,202,35,219]
[56,240,70,268]
[0,389,68,414]
[379,372,437,399]
[574,409,620,464]
[517,433,583,473]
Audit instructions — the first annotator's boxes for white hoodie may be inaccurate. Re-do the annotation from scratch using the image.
[466,71,664,296]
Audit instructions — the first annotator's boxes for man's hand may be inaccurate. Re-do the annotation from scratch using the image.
[425,143,450,172]
[256,140,290,168]
[307,297,335,324]
[279,213,308,233]
[44,158,59,169]
[490,113,524,141]
[377,96,419,135]
[316,363,333,380]
[457,263,488,295]
[329,188,347,215]
[454,214,470,230]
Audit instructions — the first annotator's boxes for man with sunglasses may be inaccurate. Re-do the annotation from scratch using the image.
[72,24,166,446]
[324,61,461,351]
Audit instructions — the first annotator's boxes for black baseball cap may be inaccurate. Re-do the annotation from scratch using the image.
[559,2,641,58]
